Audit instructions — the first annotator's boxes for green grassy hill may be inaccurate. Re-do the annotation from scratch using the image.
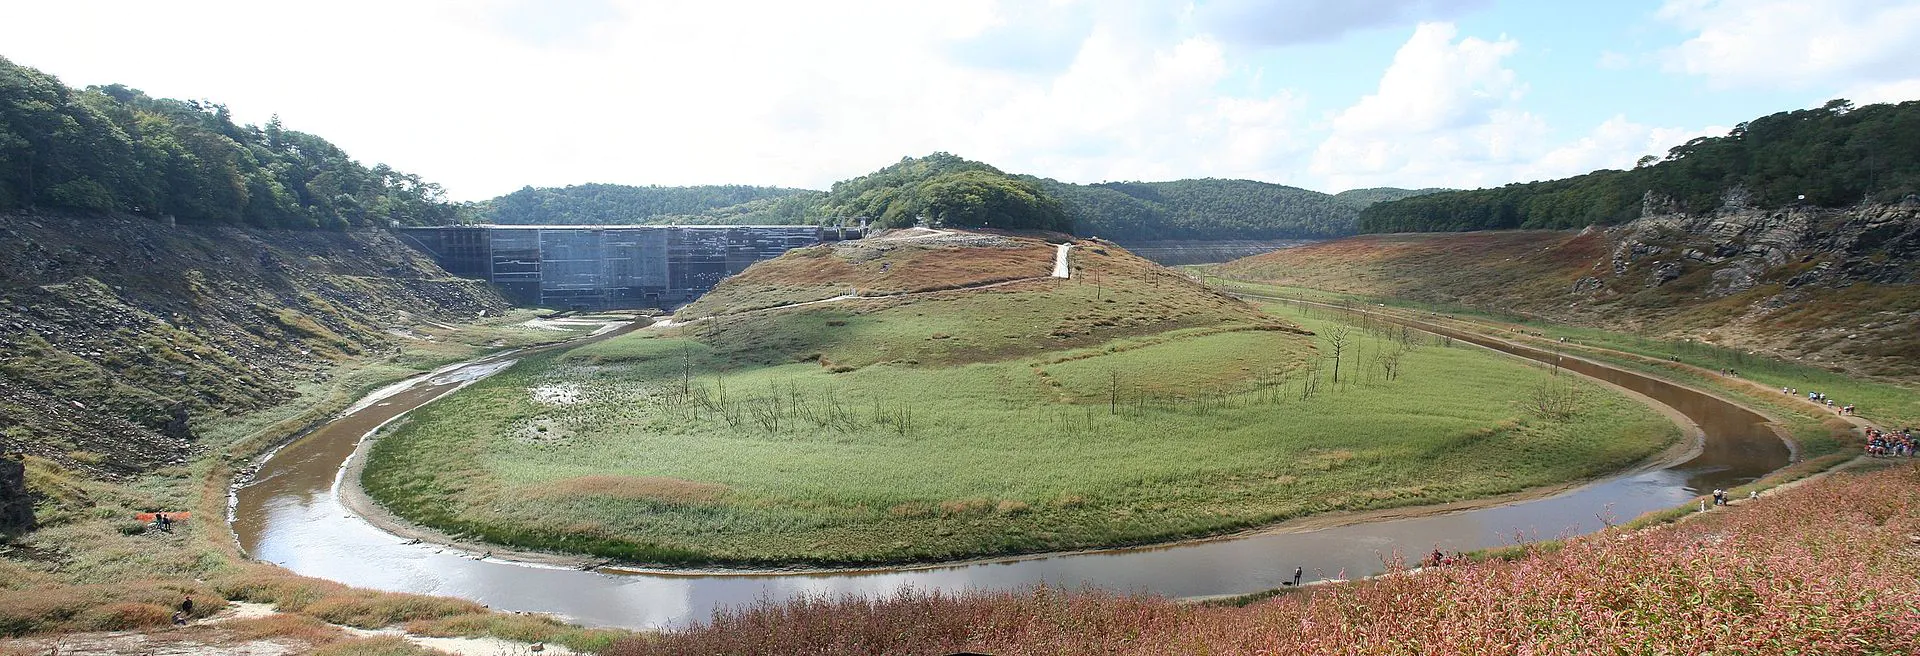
[365,233,1678,566]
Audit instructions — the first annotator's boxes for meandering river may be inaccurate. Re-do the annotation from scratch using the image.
[231,310,1791,630]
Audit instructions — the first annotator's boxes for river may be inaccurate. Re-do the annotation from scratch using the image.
[230,311,1792,630]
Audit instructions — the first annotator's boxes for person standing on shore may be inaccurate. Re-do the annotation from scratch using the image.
[1292,566,1304,587]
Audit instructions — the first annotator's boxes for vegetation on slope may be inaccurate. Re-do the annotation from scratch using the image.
[821,153,1070,232]
[609,463,1920,655]
[0,213,511,478]
[1036,178,1440,241]
[470,153,1441,240]
[363,237,1675,565]
[1215,205,1920,379]
[0,311,594,639]
[1361,99,1920,233]
[474,183,821,225]
[0,57,459,228]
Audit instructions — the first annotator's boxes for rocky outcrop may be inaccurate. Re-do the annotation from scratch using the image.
[0,456,30,533]
[0,212,510,476]
[1589,202,1919,374]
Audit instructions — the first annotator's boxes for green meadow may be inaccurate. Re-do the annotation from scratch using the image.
[363,298,1678,566]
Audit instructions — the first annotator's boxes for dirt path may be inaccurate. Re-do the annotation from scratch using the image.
[1052,242,1072,278]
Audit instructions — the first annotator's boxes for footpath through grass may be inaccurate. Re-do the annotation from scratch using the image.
[364,301,1680,566]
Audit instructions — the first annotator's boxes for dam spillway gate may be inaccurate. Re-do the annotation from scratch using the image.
[398,225,860,310]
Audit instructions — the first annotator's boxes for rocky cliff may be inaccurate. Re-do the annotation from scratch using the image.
[0,457,29,533]
[1218,200,1920,377]
[0,213,509,477]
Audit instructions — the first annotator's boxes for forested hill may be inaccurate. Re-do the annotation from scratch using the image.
[823,153,1070,231]
[0,56,458,228]
[1361,99,1920,233]
[1034,178,1440,241]
[470,154,1439,239]
[474,183,822,225]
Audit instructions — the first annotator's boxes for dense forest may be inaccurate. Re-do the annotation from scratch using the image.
[1361,99,1920,233]
[0,57,458,228]
[475,183,821,225]
[1033,178,1437,241]
[819,153,1071,232]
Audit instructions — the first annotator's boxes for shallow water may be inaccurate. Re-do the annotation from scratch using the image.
[232,312,1790,629]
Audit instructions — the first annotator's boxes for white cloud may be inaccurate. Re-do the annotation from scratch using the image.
[1196,0,1491,47]
[1657,0,1920,101]
[1311,23,1719,191]
[0,0,1320,199]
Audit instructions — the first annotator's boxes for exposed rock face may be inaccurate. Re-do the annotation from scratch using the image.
[0,457,30,533]
[1592,203,1919,374]
[0,213,510,476]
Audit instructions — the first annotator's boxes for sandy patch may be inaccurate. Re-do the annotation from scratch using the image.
[531,384,583,406]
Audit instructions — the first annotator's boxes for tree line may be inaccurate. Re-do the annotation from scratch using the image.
[473,155,1440,239]
[1360,99,1920,233]
[1033,178,1438,241]
[0,56,459,228]
[475,183,820,225]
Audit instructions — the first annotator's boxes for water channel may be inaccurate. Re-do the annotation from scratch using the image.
[231,308,1793,630]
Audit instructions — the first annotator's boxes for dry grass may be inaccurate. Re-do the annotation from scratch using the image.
[0,579,223,635]
[215,613,354,644]
[307,634,448,656]
[681,238,1057,316]
[404,612,628,652]
[212,568,484,628]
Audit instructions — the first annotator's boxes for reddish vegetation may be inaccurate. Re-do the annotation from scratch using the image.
[610,465,1920,655]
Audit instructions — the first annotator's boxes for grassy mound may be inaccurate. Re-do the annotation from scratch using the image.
[364,236,1679,565]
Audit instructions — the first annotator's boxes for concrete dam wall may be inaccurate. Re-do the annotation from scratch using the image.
[398,225,860,310]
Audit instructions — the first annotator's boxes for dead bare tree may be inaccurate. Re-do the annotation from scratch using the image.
[1528,373,1585,420]
[1326,325,1352,386]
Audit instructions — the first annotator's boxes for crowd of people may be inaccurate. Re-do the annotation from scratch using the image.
[1865,427,1914,457]
[1780,387,1856,415]
[1779,386,1911,457]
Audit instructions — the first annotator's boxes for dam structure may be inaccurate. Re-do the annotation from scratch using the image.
[397,224,860,310]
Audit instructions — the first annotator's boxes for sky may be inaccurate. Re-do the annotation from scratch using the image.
[5,0,1920,201]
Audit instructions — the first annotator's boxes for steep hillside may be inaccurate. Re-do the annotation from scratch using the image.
[1361,99,1920,233]
[0,212,509,477]
[1218,201,1920,377]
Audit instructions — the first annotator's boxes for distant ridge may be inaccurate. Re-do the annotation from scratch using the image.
[475,155,1444,241]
